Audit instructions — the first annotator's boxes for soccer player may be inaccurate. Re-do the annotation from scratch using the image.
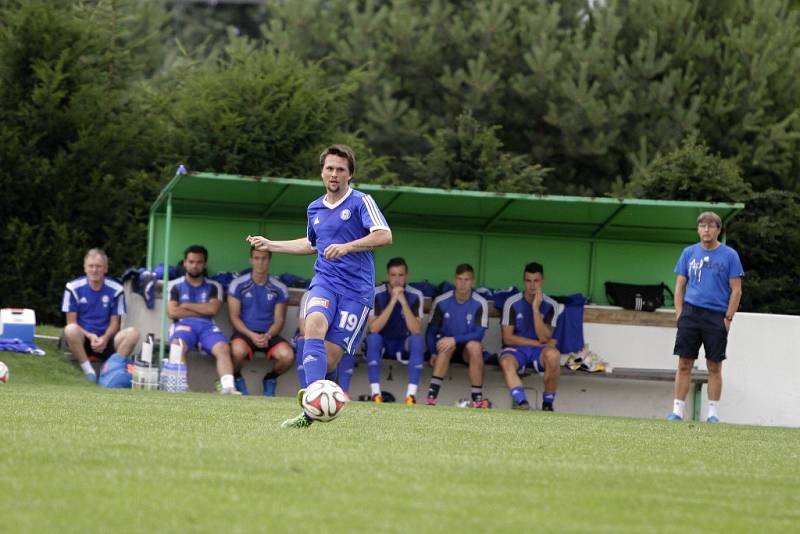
[228,247,294,396]
[365,257,425,404]
[424,264,490,408]
[62,248,140,382]
[167,245,239,395]
[499,262,562,411]
[247,144,392,427]
[667,211,743,423]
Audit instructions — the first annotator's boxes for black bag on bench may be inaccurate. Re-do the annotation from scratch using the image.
[604,281,673,312]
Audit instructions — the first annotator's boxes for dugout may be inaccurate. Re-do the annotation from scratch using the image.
[146,171,743,354]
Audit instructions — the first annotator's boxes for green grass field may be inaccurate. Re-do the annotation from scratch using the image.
[1,335,799,533]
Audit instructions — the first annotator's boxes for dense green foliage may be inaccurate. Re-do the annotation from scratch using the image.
[1,0,799,319]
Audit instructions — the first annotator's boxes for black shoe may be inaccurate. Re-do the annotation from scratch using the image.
[542,402,554,412]
[512,400,532,411]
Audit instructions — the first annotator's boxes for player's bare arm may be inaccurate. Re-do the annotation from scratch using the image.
[323,229,392,260]
[532,290,552,342]
[368,296,398,333]
[396,293,422,335]
[181,299,222,316]
[246,235,315,255]
[501,324,541,348]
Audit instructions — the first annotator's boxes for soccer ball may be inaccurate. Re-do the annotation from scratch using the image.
[0,361,8,384]
[302,379,347,422]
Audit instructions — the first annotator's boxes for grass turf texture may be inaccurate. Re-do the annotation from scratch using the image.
[2,335,799,533]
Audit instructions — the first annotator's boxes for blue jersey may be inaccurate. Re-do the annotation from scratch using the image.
[370,284,424,340]
[61,276,126,336]
[228,274,288,332]
[675,243,744,312]
[168,276,223,326]
[426,290,489,350]
[307,188,390,306]
[501,292,560,342]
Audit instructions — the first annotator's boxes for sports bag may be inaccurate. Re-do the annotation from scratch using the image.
[97,354,133,388]
[604,282,674,312]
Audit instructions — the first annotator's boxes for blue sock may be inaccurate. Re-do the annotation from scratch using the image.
[337,352,355,393]
[407,335,424,386]
[294,337,307,388]
[543,392,556,405]
[511,386,527,405]
[365,333,383,384]
[302,338,327,385]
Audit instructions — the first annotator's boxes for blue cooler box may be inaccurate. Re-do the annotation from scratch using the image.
[0,308,36,343]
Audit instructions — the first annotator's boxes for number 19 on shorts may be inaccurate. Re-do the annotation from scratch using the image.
[338,311,359,331]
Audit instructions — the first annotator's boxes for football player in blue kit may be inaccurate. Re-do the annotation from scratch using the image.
[62,248,140,382]
[424,264,491,408]
[228,248,294,396]
[247,144,392,428]
[499,262,562,411]
[667,211,743,423]
[167,245,239,395]
[365,257,425,405]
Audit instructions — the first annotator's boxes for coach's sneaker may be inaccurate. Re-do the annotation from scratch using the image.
[706,416,720,423]
[263,377,277,397]
[220,387,242,396]
[280,412,312,429]
[666,412,683,421]
[234,376,249,396]
[371,393,384,403]
[425,395,438,406]
[404,394,417,405]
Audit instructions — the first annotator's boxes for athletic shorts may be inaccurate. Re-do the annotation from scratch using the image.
[231,332,290,360]
[448,341,482,365]
[83,337,117,360]
[304,285,370,354]
[368,334,413,363]
[673,303,729,362]
[500,345,545,373]
[169,322,228,355]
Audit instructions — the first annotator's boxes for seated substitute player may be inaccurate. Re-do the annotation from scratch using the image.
[424,263,490,408]
[228,247,294,396]
[247,144,392,428]
[167,245,239,395]
[365,257,425,405]
[499,262,562,411]
[62,248,140,382]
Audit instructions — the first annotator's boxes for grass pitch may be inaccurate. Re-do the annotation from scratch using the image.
[1,339,799,533]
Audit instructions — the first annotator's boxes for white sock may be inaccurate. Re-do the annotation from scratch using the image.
[406,384,418,397]
[220,374,235,390]
[708,400,719,419]
[80,360,95,375]
[673,399,686,418]
[370,383,381,396]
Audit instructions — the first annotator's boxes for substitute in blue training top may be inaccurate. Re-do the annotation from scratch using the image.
[62,248,140,382]
[667,211,743,423]
[247,144,392,428]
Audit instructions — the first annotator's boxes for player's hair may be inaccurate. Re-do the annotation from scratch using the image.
[697,211,722,229]
[183,244,208,262]
[524,262,544,276]
[84,248,108,265]
[319,144,356,175]
[455,263,474,276]
[386,257,408,271]
[250,245,272,259]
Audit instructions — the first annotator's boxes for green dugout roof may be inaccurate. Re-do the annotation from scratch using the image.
[150,172,743,245]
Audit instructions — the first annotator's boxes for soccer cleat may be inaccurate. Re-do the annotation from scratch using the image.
[404,395,417,405]
[541,402,554,412]
[425,396,438,406]
[371,393,383,403]
[280,412,312,429]
[512,400,532,411]
[707,415,720,423]
[472,399,491,409]
[220,387,242,396]
[666,412,683,421]
[234,376,249,396]
[296,388,306,408]
[263,377,277,397]
[85,372,97,383]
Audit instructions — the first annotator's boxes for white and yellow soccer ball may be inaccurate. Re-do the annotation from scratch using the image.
[0,361,9,384]
[302,379,347,422]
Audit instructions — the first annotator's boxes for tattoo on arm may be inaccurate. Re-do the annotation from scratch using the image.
[351,244,374,250]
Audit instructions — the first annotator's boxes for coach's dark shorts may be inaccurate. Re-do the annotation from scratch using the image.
[231,332,290,360]
[83,337,117,360]
[673,303,728,362]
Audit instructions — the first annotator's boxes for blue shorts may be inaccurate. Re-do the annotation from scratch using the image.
[500,345,545,373]
[304,285,370,354]
[371,335,412,363]
[169,320,228,355]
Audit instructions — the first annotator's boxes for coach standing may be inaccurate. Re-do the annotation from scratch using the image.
[667,212,743,423]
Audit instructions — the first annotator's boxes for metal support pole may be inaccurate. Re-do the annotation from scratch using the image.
[158,193,173,361]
